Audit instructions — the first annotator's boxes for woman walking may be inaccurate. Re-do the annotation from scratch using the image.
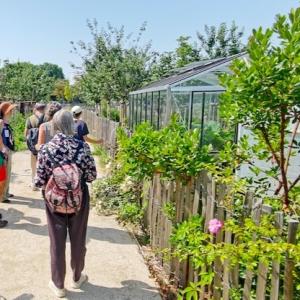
[35,110,97,297]
[0,107,8,228]
[35,102,62,150]
[0,102,17,202]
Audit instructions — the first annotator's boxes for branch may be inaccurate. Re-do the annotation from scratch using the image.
[275,117,300,195]
[285,117,300,172]
[260,128,280,166]
[279,108,289,207]
[289,174,300,192]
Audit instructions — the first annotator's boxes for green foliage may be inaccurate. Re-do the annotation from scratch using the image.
[150,52,176,80]
[117,116,213,181]
[171,214,300,300]
[118,202,143,225]
[0,61,64,102]
[39,63,64,80]
[162,201,176,222]
[71,21,154,105]
[197,22,245,59]
[92,145,110,168]
[11,112,27,151]
[175,36,201,67]
[219,7,300,209]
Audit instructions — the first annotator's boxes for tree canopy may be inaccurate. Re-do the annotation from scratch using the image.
[0,61,64,102]
[71,21,154,104]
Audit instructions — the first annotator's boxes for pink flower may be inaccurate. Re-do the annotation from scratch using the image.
[208,219,223,235]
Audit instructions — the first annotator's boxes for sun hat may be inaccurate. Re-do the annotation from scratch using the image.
[0,102,17,116]
[71,105,82,115]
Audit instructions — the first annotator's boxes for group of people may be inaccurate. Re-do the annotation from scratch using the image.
[0,102,103,298]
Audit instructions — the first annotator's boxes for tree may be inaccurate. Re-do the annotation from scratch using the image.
[149,51,176,80]
[71,20,154,105]
[40,63,64,80]
[197,22,245,59]
[52,79,69,101]
[0,61,64,102]
[64,82,72,101]
[175,36,201,67]
[220,7,300,210]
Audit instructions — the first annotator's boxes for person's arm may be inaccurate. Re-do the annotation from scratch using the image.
[81,121,103,144]
[35,124,46,151]
[24,118,31,138]
[35,147,50,188]
[83,135,103,144]
[0,120,5,152]
[80,143,97,182]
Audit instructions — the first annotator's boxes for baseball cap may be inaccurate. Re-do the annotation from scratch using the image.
[71,106,82,115]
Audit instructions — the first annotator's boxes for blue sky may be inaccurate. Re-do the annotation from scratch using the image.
[0,0,298,80]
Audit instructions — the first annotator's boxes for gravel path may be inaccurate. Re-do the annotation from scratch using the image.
[0,151,161,300]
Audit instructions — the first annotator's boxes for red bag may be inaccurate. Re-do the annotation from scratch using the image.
[0,165,7,181]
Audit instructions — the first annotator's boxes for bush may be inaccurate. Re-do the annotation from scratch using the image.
[118,202,143,225]
[92,145,110,167]
[11,112,27,151]
[92,171,143,225]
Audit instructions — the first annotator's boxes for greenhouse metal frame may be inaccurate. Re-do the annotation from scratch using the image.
[128,53,246,149]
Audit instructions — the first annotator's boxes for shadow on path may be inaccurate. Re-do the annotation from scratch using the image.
[66,280,160,300]
[2,207,135,245]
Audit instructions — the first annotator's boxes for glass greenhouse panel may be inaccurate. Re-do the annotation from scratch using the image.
[148,92,153,125]
[192,92,203,129]
[201,92,234,151]
[128,95,133,129]
[159,91,167,128]
[152,92,159,129]
[142,93,148,122]
[172,92,190,128]
[139,94,143,123]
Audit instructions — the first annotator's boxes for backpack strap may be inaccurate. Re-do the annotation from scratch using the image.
[37,114,45,128]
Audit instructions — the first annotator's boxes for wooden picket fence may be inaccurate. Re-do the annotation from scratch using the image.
[81,109,119,157]
[142,171,299,300]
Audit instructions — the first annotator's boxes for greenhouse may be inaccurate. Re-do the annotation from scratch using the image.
[128,53,246,150]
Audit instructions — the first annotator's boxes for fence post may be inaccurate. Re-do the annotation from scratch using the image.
[283,219,299,300]
[270,211,283,300]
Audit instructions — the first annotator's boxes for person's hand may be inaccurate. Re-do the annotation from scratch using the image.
[97,139,104,145]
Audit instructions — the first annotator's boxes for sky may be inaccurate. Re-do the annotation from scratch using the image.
[0,0,298,80]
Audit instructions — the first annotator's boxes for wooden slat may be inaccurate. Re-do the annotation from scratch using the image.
[222,212,232,300]
[256,205,272,300]
[283,219,299,300]
[270,212,283,300]
[213,205,225,300]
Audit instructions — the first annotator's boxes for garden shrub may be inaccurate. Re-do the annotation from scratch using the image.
[11,111,27,151]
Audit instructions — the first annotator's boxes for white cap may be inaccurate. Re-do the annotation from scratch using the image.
[71,105,82,115]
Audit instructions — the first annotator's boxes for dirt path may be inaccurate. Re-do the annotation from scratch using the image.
[0,151,161,300]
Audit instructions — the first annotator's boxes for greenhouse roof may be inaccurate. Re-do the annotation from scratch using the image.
[130,52,247,94]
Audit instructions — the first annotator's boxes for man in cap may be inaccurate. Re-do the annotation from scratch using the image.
[0,102,17,202]
[72,105,103,144]
[24,102,46,191]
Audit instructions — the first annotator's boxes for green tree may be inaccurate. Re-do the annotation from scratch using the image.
[40,63,64,79]
[52,79,69,101]
[150,51,176,80]
[71,20,153,105]
[220,7,300,209]
[64,82,72,101]
[175,36,201,67]
[0,61,64,102]
[197,22,245,59]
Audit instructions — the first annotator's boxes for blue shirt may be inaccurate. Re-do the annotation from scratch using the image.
[2,123,15,151]
[74,119,89,141]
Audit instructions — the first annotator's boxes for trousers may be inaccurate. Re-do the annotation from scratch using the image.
[45,184,90,289]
